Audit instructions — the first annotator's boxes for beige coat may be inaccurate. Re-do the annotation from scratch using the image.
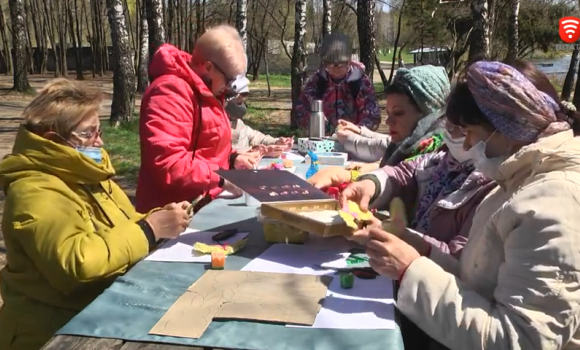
[397,130,580,350]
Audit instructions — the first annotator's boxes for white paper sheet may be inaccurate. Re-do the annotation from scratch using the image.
[145,229,249,263]
[241,243,396,330]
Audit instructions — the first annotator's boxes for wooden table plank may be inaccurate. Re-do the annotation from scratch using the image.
[41,335,123,350]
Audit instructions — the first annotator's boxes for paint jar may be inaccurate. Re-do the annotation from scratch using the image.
[244,193,261,207]
[256,210,308,244]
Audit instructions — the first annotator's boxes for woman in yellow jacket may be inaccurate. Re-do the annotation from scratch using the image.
[0,79,192,350]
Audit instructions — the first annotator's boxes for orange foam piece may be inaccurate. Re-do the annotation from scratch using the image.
[211,251,226,269]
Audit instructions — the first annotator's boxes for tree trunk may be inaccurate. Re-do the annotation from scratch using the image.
[374,54,388,91]
[73,0,84,79]
[146,0,165,64]
[106,0,136,125]
[0,1,12,75]
[357,0,376,80]
[236,0,247,52]
[137,0,149,92]
[505,0,519,61]
[8,0,30,91]
[290,0,306,129]
[388,0,405,85]
[322,0,331,38]
[468,0,490,63]
[562,45,579,102]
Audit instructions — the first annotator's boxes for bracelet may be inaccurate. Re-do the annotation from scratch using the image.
[350,169,361,181]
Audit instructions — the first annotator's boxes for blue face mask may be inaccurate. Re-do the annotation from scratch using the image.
[77,146,103,163]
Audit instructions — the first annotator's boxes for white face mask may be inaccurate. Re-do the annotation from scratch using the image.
[466,132,509,179]
[443,129,470,163]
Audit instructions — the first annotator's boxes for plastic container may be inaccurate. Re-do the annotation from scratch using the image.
[257,208,308,244]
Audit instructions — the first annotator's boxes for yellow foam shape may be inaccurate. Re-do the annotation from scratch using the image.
[192,239,248,255]
[339,201,374,229]
[381,197,407,235]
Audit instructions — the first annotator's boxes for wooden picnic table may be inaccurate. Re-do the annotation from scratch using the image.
[41,162,404,350]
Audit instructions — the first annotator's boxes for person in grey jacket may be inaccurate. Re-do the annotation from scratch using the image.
[337,65,450,172]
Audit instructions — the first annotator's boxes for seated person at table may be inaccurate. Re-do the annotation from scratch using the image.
[350,61,580,350]
[136,24,258,213]
[338,65,451,169]
[308,65,451,190]
[294,31,381,134]
[342,117,496,260]
[226,75,293,158]
[0,79,192,350]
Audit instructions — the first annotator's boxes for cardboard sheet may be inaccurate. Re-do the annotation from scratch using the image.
[149,270,332,339]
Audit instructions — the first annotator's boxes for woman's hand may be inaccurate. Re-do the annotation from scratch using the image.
[275,137,294,150]
[366,227,421,280]
[146,202,192,239]
[346,162,380,173]
[336,128,355,144]
[265,145,286,158]
[345,216,382,245]
[307,167,352,189]
[339,179,376,211]
[337,119,361,134]
[234,150,262,169]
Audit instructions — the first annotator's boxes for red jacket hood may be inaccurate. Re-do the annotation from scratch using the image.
[148,44,213,97]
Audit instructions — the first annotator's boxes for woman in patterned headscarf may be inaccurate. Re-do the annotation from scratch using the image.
[346,61,580,350]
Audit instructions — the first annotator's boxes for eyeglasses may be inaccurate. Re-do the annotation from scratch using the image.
[73,128,102,140]
[211,61,235,86]
[325,62,348,70]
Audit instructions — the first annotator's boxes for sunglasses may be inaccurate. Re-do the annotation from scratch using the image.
[211,61,235,86]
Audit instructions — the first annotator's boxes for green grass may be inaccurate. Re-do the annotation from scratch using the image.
[252,74,292,88]
[102,119,140,182]
[377,49,414,64]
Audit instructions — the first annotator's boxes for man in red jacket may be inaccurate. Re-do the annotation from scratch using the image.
[136,24,257,213]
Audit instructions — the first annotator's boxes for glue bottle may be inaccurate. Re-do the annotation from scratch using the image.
[309,100,325,139]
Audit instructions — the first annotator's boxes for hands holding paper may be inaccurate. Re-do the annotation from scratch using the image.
[336,120,361,143]
[234,149,262,169]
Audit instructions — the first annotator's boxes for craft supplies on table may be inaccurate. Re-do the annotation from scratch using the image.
[145,229,249,263]
[241,243,396,330]
[260,199,352,237]
[257,210,309,244]
[340,273,355,289]
[305,151,349,166]
[210,251,226,269]
[297,137,336,153]
[215,169,331,203]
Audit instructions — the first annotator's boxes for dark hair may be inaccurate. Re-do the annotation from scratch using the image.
[446,81,494,130]
[447,60,580,134]
[384,82,421,111]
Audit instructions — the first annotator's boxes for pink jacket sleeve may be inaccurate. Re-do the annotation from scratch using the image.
[140,78,221,198]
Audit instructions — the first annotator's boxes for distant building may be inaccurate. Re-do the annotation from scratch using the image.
[409,47,449,66]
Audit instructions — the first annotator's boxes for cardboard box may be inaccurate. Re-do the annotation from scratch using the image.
[305,152,348,166]
[260,200,352,237]
[297,138,336,153]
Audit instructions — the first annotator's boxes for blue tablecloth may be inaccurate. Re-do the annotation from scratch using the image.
[56,162,404,350]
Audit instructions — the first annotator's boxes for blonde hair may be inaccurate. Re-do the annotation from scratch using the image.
[193,24,246,77]
[23,78,103,136]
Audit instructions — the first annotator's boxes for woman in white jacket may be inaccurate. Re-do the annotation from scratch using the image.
[343,61,580,349]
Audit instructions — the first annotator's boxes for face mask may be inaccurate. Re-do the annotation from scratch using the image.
[467,140,509,179]
[77,146,103,163]
[443,129,470,163]
[225,101,247,120]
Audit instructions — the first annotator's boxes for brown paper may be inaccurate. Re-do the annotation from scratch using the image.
[149,270,332,339]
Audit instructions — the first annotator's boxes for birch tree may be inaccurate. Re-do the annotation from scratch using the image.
[468,0,490,63]
[137,0,149,92]
[322,0,331,37]
[290,0,306,129]
[357,0,376,79]
[505,0,520,61]
[146,0,165,63]
[236,0,247,52]
[8,0,31,91]
[107,0,136,124]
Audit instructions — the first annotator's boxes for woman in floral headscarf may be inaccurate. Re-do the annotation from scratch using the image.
[347,61,580,349]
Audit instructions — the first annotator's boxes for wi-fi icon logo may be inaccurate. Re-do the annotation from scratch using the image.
[560,17,580,44]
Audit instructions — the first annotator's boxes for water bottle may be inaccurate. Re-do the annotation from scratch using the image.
[309,99,325,138]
